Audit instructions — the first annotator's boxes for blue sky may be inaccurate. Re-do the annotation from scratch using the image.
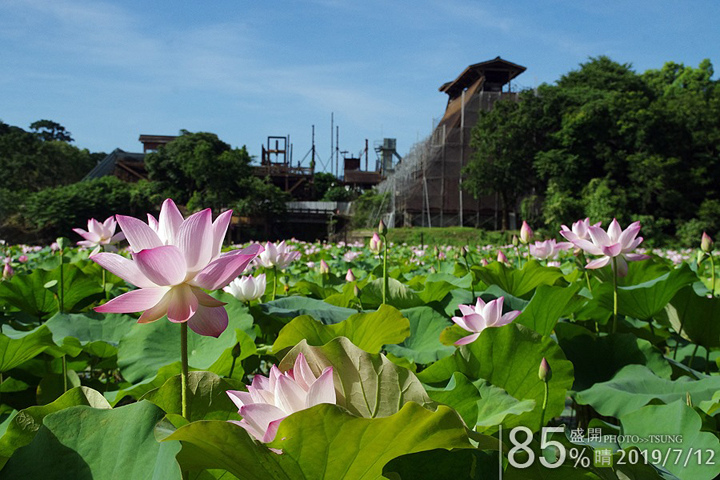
[1,0,718,172]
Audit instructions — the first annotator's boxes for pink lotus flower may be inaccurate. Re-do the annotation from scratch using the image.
[451,296,521,345]
[255,241,301,270]
[560,217,601,243]
[529,239,572,261]
[73,216,126,255]
[2,259,12,280]
[91,199,262,337]
[226,353,336,443]
[223,274,266,303]
[17,255,28,263]
[569,218,650,277]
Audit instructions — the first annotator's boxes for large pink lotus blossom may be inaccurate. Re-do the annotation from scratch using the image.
[226,353,336,443]
[529,239,572,261]
[73,216,125,255]
[451,296,521,345]
[569,218,650,277]
[91,199,262,337]
[559,217,601,243]
[254,241,301,270]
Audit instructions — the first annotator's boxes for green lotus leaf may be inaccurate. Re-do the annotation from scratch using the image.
[575,364,720,417]
[44,312,136,358]
[0,325,55,373]
[165,402,475,480]
[0,386,109,466]
[117,308,254,383]
[555,323,671,392]
[418,323,573,432]
[273,304,410,354]
[141,371,243,422]
[620,401,720,480]
[258,296,357,324]
[279,337,433,418]
[662,286,720,349]
[516,284,580,336]
[0,400,182,480]
[473,260,566,298]
[385,306,456,364]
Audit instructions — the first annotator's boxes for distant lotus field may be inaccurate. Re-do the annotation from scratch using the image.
[0,202,718,480]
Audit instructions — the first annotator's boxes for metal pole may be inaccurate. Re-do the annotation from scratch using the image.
[336,125,339,180]
[459,90,465,227]
[330,112,334,176]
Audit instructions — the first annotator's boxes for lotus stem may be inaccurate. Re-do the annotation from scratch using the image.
[540,381,549,428]
[705,347,711,374]
[710,254,716,296]
[62,355,68,393]
[271,266,278,301]
[612,257,619,334]
[689,343,700,370]
[101,269,108,301]
[382,237,388,304]
[58,248,65,314]
[181,322,190,420]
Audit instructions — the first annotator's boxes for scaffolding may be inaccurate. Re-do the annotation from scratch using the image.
[378,57,526,229]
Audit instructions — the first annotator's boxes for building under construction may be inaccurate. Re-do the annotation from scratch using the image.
[379,57,526,229]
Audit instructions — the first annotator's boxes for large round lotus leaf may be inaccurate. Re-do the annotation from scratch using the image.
[418,323,573,432]
[272,304,410,354]
[166,402,476,480]
[0,401,181,480]
[620,401,720,480]
[575,364,720,417]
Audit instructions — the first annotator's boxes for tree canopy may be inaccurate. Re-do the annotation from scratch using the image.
[463,56,720,245]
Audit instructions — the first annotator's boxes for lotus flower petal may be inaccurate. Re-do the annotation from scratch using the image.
[134,245,187,286]
[95,287,169,314]
[90,252,156,288]
[187,304,228,338]
[454,333,480,345]
[305,367,336,407]
[116,215,163,252]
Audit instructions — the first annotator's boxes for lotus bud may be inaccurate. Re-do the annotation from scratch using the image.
[512,235,519,247]
[428,266,436,273]
[539,358,552,382]
[345,268,356,282]
[2,263,12,280]
[369,233,382,254]
[378,219,387,236]
[319,259,330,275]
[18,255,28,263]
[433,246,439,257]
[481,258,489,266]
[56,237,70,251]
[520,221,533,244]
[701,232,713,253]
[353,284,361,297]
[497,250,508,264]
[461,246,469,258]
[232,343,241,358]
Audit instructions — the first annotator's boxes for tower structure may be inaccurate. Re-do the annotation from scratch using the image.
[380,57,526,228]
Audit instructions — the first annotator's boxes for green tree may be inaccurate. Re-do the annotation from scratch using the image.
[464,94,543,230]
[145,130,255,211]
[29,119,74,143]
[0,120,96,192]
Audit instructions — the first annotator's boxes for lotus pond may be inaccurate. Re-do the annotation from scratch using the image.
[0,206,718,480]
